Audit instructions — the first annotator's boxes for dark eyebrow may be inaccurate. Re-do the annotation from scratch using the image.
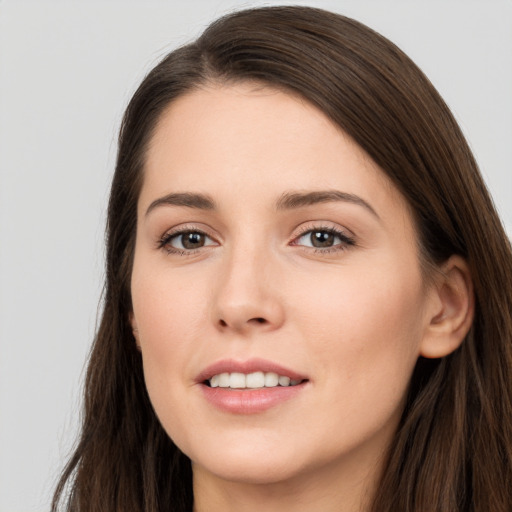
[145,192,216,216]
[145,189,379,218]
[275,190,379,218]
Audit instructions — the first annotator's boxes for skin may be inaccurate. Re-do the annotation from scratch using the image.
[130,83,473,512]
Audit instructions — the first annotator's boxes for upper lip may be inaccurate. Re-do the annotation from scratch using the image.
[196,358,308,383]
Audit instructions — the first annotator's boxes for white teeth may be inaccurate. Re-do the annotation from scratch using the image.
[209,371,303,389]
[230,372,246,388]
[246,371,265,388]
[219,373,230,387]
[278,376,291,387]
[264,372,279,387]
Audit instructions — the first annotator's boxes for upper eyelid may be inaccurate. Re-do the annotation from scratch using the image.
[160,222,351,239]
[293,221,354,238]
[158,222,354,252]
[161,224,219,240]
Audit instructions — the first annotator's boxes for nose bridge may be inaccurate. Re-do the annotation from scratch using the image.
[212,232,284,333]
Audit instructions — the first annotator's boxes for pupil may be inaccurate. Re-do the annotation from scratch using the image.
[312,231,334,248]
[183,232,204,249]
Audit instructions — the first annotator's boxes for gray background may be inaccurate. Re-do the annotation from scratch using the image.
[0,1,511,510]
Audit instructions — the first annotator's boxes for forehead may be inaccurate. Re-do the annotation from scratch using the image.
[141,82,407,223]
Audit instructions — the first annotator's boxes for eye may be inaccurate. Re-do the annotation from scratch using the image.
[159,229,217,254]
[293,227,355,251]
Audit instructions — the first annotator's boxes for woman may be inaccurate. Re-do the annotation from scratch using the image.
[52,6,512,511]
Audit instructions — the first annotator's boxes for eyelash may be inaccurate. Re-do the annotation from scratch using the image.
[157,224,355,257]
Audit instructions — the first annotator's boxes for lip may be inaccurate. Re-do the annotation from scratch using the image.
[196,358,309,414]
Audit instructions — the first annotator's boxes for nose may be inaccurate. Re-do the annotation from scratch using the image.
[212,245,285,335]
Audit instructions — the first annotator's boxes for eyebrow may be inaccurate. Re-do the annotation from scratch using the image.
[275,190,379,218]
[145,189,379,219]
[145,192,216,216]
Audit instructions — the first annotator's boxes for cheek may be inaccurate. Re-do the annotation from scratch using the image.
[130,267,212,445]
[294,261,425,407]
[132,262,208,346]
[130,263,211,401]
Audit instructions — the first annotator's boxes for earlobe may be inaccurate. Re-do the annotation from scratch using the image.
[420,255,474,359]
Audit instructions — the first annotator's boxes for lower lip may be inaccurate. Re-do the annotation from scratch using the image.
[199,383,307,414]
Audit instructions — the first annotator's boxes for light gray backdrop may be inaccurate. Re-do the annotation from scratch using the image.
[1,1,511,510]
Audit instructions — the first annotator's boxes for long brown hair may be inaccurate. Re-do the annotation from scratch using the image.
[52,6,512,511]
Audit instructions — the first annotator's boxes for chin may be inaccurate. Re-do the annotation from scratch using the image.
[194,457,304,486]
[187,437,310,485]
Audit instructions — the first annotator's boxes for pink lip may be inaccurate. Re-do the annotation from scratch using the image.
[196,358,309,414]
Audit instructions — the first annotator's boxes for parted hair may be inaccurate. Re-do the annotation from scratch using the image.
[53,6,512,511]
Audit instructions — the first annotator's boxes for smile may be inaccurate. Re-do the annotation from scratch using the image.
[208,371,304,389]
[197,359,309,413]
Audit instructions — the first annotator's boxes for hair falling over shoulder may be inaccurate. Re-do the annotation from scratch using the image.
[52,6,512,511]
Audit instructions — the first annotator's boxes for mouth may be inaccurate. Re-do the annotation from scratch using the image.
[197,359,309,413]
[205,371,307,389]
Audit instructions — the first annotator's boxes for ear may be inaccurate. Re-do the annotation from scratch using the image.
[129,312,141,351]
[420,255,474,359]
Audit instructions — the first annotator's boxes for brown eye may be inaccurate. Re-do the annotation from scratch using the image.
[310,231,335,248]
[294,227,355,252]
[163,230,217,252]
[180,232,206,249]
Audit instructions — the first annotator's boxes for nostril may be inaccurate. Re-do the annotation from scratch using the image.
[217,317,268,329]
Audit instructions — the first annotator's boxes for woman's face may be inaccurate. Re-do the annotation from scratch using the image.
[131,83,437,486]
